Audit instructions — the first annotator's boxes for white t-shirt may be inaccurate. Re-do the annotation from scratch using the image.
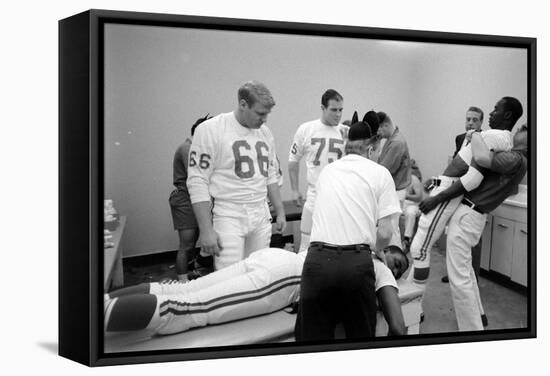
[310,154,402,247]
[373,258,398,292]
[187,112,278,204]
[288,119,348,202]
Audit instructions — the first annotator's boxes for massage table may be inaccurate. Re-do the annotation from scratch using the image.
[104,279,423,353]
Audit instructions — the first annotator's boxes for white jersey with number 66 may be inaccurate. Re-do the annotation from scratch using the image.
[187,111,278,205]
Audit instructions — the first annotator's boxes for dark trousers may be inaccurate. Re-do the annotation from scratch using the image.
[295,245,377,341]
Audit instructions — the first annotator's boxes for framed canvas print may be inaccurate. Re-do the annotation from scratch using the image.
[59,9,536,367]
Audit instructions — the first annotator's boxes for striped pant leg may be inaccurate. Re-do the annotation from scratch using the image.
[410,189,462,283]
[155,249,302,335]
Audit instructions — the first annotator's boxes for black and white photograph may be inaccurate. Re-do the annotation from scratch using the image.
[59,8,537,364]
[6,0,548,375]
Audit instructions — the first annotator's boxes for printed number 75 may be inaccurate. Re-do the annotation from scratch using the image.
[311,138,344,166]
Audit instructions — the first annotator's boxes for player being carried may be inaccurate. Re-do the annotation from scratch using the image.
[409,96,523,285]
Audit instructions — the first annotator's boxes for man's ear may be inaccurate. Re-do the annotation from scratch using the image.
[238,99,249,109]
[503,110,513,120]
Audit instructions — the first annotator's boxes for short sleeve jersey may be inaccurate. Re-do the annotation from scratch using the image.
[310,154,402,247]
[288,119,348,197]
[457,129,512,165]
[373,259,398,292]
[187,112,278,204]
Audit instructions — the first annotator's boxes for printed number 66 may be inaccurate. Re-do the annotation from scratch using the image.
[189,151,211,169]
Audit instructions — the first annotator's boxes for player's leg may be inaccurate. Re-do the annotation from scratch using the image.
[244,202,273,258]
[298,205,313,254]
[105,250,300,334]
[169,189,200,281]
[176,228,199,282]
[446,205,486,331]
[298,190,316,253]
[212,212,246,271]
[409,178,462,284]
[104,294,158,332]
[155,249,301,335]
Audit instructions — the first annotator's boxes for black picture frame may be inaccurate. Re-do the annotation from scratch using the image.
[59,8,536,367]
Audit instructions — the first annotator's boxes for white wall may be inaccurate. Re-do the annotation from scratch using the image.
[104,25,527,257]
[406,44,528,179]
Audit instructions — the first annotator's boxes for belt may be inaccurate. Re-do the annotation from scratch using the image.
[461,198,485,214]
[310,241,370,252]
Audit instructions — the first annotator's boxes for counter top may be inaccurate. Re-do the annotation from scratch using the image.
[503,184,527,208]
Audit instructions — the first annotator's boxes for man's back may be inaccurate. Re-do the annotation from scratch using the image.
[378,128,411,190]
[466,148,527,213]
[311,154,400,246]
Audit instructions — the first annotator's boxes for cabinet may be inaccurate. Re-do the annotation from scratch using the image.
[489,217,515,276]
[481,201,528,287]
[511,223,528,286]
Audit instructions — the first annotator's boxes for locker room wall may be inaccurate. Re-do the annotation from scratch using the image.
[405,44,527,182]
[104,24,527,257]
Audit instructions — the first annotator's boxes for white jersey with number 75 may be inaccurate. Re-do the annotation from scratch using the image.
[288,119,348,197]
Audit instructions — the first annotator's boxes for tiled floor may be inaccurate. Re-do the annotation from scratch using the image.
[122,243,529,333]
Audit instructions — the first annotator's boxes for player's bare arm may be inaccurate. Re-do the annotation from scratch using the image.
[377,285,406,336]
[267,182,287,233]
[287,160,304,207]
[192,201,223,256]
[375,215,394,264]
